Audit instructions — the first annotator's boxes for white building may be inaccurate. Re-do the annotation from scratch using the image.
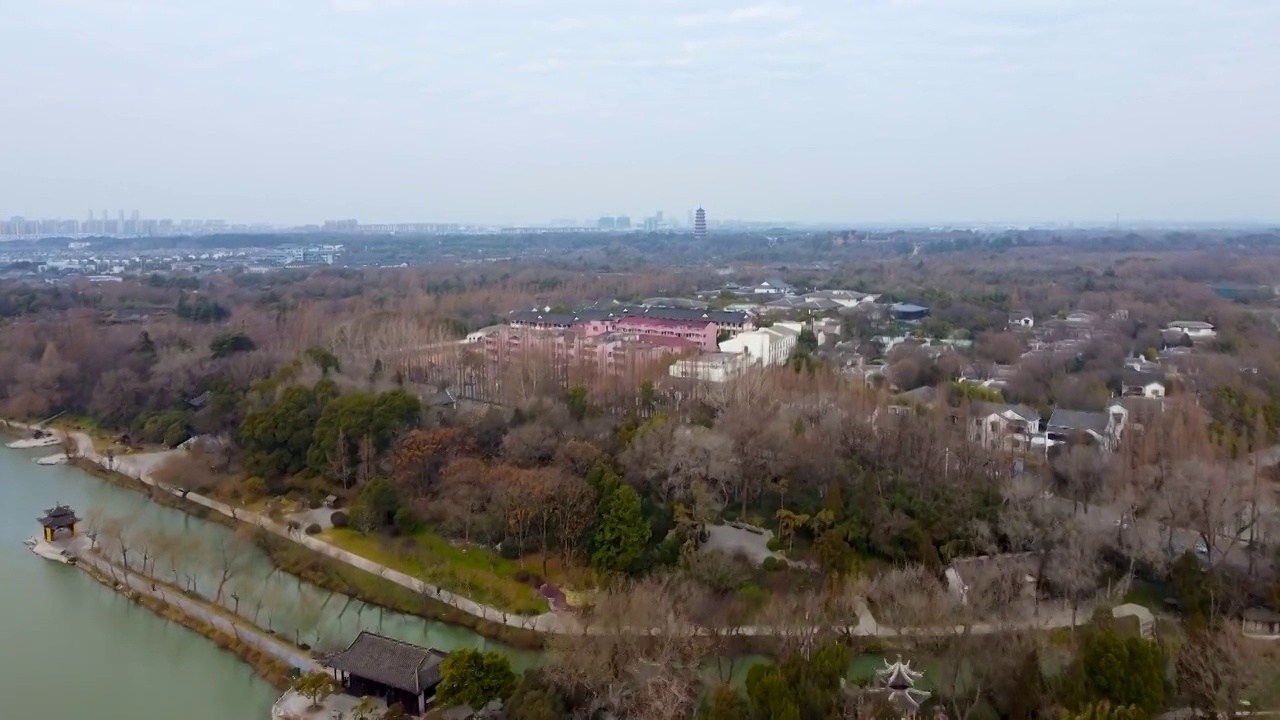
[719,325,799,366]
[751,279,794,296]
[668,353,749,382]
[1166,321,1216,340]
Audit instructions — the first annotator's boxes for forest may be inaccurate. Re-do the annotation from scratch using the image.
[4,234,1280,719]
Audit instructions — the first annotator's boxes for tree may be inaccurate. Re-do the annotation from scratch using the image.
[1081,628,1165,716]
[1062,700,1147,720]
[307,388,422,481]
[353,477,401,533]
[505,670,569,720]
[1176,626,1262,719]
[746,664,801,720]
[436,649,518,710]
[292,670,341,709]
[590,480,651,574]
[351,696,380,720]
[815,528,855,576]
[698,683,751,720]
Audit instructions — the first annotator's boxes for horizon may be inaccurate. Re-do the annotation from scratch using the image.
[3,0,1277,225]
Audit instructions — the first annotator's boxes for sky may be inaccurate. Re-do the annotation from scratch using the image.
[1,0,1278,226]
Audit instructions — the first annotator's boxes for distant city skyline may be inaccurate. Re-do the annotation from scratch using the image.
[1,1,1276,225]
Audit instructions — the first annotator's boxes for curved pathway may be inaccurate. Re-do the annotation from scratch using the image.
[9,421,1097,639]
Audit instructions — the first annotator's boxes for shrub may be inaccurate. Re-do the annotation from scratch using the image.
[242,477,267,502]
[513,569,531,584]
[761,556,782,572]
[766,536,783,552]
[739,583,769,608]
[330,511,349,528]
[393,507,418,536]
[306,523,322,535]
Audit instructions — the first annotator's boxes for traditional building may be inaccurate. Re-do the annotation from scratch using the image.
[876,656,931,717]
[321,631,448,716]
[38,504,80,543]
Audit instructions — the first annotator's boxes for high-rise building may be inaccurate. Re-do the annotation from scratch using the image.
[694,207,707,240]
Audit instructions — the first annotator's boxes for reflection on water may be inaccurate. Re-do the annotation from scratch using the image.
[81,464,540,670]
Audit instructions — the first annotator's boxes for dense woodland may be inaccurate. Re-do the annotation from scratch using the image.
[5,232,1280,719]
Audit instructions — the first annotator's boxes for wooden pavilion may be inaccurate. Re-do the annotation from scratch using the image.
[38,504,80,543]
[321,631,448,716]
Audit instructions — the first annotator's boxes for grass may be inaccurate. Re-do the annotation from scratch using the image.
[323,528,549,616]
[259,533,546,650]
[74,460,547,647]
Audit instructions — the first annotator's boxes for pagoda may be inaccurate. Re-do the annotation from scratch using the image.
[875,655,931,717]
[37,504,80,543]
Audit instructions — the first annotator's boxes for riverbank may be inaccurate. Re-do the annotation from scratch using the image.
[8,419,1111,644]
[71,543,312,690]
[258,530,547,651]
[73,456,548,650]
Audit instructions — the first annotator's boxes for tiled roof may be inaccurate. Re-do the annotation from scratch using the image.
[509,306,747,326]
[1048,408,1110,435]
[321,632,447,694]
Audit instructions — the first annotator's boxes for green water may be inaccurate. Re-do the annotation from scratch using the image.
[0,445,537,719]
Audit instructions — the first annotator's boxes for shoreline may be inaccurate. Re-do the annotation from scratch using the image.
[72,547,305,691]
[6,418,1107,647]
[68,457,546,650]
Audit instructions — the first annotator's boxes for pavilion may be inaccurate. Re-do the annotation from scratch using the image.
[38,504,80,543]
[876,656,932,718]
[321,631,448,716]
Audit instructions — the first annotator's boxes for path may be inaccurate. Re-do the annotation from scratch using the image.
[11,420,1104,639]
[66,537,317,672]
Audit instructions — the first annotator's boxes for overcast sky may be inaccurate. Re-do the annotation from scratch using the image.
[2,0,1277,225]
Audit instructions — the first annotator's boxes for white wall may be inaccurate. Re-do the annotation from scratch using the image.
[719,328,796,366]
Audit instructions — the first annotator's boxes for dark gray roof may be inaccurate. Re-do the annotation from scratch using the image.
[322,631,447,694]
[509,305,748,326]
[39,505,80,529]
[1048,408,1110,435]
[1121,369,1165,387]
[1243,607,1280,623]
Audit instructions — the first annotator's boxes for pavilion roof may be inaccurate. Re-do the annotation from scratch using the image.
[38,505,80,529]
[321,631,447,695]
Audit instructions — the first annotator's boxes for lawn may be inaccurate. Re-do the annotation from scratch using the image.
[322,528,549,615]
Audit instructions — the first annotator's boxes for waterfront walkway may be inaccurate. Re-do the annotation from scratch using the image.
[10,421,1097,638]
[63,536,318,672]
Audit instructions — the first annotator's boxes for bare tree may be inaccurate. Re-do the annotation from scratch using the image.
[546,575,712,720]
[1176,625,1264,719]
[212,526,254,605]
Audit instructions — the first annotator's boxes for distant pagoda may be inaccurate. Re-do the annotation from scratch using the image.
[875,655,931,718]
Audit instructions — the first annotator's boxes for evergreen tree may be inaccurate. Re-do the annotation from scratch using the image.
[436,649,517,710]
[590,479,651,574]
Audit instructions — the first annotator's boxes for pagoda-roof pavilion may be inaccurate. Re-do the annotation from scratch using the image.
[876,656,931,716]
[39,504,80,530]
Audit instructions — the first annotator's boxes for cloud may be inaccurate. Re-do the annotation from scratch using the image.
[673,3,802,28]
[518,58,568,73]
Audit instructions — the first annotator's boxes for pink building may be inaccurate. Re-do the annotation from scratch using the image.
[481,326,694,378]
[608,317,718,352]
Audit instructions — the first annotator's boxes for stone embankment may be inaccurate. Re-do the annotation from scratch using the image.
[61,534,317,682]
